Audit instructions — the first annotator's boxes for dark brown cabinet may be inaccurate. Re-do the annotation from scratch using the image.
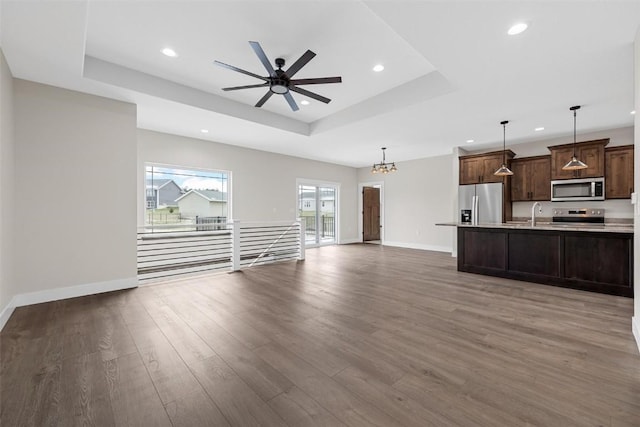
[510,156,551,201]
[605,145,634,199]
[457,226,633,297]
[459,150,515,185]
[549,139,608,180]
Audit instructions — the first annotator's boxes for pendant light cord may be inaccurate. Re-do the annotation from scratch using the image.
[573,108,577,157]
[502,122,506,164]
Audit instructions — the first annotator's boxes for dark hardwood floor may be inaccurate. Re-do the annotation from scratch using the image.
[1,244,638,426]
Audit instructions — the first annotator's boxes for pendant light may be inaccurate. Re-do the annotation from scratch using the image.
[562,105,588,170]
[494,120,513,176]
[371,147,397,174]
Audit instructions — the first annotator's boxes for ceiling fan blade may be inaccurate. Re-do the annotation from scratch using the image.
[285,50,316,78]
[249,41,276,77]
[289,77,342,85]
[222,83,269,91]
[214,60,268,81]
[255,90,274,108]
[283,92,299,111]
[289,86,331,104]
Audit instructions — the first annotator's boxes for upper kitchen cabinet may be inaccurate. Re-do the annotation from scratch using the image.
[605,145,634,199]
[549,139,608,180]
[510,156,551,201]
[459,150,515,185]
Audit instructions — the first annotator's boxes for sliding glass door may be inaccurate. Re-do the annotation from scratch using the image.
[298,184,337,246]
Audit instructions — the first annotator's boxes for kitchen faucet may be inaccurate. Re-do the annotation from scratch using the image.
[531,202,542,226]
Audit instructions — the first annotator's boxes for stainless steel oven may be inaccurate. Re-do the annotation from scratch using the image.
[551,177,604,202]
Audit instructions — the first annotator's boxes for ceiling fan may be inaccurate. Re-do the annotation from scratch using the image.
[214,41,342,111]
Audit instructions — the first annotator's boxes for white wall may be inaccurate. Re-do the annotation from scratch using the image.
[505,127,635,219]
[0,49,16,327]
[137,129,359,243]
[12,80,138,300]
[357,154,455,252]
[633,26,640,352]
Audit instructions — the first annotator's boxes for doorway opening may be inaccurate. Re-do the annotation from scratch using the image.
[298,183,338,247]
[362,185,382,244]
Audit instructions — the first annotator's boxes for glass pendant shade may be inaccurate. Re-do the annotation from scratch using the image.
[562,156,588,170]
[494,120,513,176]
[494,164,514,176]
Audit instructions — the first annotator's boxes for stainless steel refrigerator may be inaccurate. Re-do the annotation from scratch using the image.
[458,182,503,225]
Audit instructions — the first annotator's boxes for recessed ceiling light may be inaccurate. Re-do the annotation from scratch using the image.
[535,127,545,131]
[466,139,474,143]
[631,110,636,115]
[372,64,384,72]
[200,129,209,133]
[300,100,310,106]
[507,22,528,35]
[162,47,177,57]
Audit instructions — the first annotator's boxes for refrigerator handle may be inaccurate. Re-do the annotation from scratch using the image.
[472,195,479,225]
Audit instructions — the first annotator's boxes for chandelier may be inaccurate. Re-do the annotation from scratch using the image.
[371,147,397,174]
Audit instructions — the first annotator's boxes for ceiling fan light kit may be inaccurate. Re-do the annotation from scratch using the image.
[214,41,342,111]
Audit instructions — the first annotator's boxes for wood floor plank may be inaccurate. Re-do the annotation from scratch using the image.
[2,244,638,426]
[255,341,406,427]
[164,389,231,427]
[167,296,295,402]
[59,351,115,427]
[267,386,346,427]
[189,354,288,427]
[104,352,172,426]
[128,326,205,405]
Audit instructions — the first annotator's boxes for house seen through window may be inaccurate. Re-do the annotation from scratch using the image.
[145,165,229,231]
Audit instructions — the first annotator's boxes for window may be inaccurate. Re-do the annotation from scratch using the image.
[145,164,229,231]
[298,183,337,246]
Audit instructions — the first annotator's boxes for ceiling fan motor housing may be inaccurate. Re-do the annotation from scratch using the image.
[270,67,289,94]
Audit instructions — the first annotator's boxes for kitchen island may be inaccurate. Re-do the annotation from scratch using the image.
[454,222,633,297]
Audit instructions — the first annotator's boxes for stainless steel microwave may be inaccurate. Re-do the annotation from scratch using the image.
[551,177,605,202]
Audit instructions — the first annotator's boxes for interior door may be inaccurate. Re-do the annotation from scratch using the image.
[363,187,380,241]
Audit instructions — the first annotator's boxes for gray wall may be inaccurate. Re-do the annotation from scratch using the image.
[13,80,138,296]
[0,49,15,322]
[137,129,359,243]
[356,153,455,252]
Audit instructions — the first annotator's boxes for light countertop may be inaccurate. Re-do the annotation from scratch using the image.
[436,222,634,233]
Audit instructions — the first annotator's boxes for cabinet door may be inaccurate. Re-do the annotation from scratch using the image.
[481,154,506,183]
[551,146,578,180]
[579,144,605,178]
[459,157,482,184]
[605,146,634,199]
[510,161,529,201]
[529,157,551,200]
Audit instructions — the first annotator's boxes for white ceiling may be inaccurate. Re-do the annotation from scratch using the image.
[1,1,639,167]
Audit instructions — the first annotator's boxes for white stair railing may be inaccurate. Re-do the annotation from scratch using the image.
[137,219,305,282]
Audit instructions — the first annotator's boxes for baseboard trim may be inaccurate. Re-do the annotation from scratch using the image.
[633,317,640,354]
[0,301,16,332]
[339,238,361,245]
[383,241,452,253]
[0,277,137,332]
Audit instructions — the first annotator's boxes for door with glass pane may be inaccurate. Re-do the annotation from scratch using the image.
[298,184,336,246]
